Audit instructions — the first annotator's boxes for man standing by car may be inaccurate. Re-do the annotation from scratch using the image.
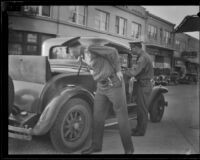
[125,41,153,136]
[67,37,134,154]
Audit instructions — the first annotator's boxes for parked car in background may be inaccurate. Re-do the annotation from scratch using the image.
[178,73,197,84]
[169,72,179,85]
[8,37,168,153]
[154,75,169,86]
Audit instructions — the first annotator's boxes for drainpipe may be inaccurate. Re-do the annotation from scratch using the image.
[56,6,60,36]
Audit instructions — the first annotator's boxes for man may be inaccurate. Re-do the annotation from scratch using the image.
[125,41,153,136]
[68,38,134,154]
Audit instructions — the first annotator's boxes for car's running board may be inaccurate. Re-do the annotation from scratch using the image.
[105,114,137,127]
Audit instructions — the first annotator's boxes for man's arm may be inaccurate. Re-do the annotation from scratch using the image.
[88,45,121,72]
[126,56,146,77]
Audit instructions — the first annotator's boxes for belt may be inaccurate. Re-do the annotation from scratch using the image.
[99,74,115,85]
[99,73,116,86]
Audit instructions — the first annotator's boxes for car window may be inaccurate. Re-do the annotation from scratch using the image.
[119,54,128,68]
[50,46,76,60]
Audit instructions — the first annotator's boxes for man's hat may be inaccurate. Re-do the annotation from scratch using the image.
[129,41,143,48]
[62,37,81,47]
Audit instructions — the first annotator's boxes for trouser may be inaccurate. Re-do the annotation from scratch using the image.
[134,80,152,133]
[91,80,134,153]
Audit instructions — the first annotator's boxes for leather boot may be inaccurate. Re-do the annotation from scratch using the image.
[131,128,145,136]
[125,147,134,154]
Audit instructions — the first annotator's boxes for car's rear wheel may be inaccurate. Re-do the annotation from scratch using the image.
[149,94,165,123]
[50,98,92,153]
[8,76,14,116]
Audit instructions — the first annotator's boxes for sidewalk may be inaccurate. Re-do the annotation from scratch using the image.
[92,118,199,154]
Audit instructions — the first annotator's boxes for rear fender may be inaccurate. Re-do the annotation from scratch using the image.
[30,86,94,136]
[148,86,168,111]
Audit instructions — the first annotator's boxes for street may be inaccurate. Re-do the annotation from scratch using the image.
[8,84,199,154]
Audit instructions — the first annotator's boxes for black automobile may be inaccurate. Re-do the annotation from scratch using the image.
[178,73,197,84]
[8,37,168,153]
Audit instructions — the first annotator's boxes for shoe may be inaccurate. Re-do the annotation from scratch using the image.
[131,128,145,136]
[125,148,134,154]
[81,146,101,154]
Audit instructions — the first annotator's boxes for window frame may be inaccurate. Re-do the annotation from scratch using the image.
[131,21,141,39]
[68,6,87,26]
[94,9,109,32]
[115,16,127,36]
[148,24,157,40]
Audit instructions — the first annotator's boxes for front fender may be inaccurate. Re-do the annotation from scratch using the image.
[29,86,94,136]
[148,85,168,111]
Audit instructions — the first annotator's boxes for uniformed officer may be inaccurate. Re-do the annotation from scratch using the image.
[67,38,134,154]
[125,41,153,136]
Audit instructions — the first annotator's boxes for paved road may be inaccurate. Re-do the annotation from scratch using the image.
[8,84,199,154]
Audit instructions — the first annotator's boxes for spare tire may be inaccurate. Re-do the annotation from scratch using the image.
[8,76,14,116]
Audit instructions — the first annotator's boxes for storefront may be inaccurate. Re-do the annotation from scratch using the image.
[8,29,56,55]
[146,45,173,76]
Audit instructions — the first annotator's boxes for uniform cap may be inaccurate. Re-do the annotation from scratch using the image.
[129,41,143,48]
[62,37,81,47]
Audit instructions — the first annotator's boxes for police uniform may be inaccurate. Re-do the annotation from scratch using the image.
[82,45,134,154]
[126,42,153,136]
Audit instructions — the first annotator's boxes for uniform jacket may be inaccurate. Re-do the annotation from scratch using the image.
[126,51,153,81]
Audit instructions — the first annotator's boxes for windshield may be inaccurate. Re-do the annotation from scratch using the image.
[50,46,76,60]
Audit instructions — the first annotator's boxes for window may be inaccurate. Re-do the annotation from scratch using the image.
[27,33,38,43]
[8,44,22,55]
[8,30,55,55]
[175,40,180,51]
[68,6,87,25]
[148,25,157,40]
[115,16,127,36]
[9,31,23,42]
[131,22,141,39]
[163,30,171,45]
[23,6,51,17]
[94,10,109,31]
[160,28,163,41]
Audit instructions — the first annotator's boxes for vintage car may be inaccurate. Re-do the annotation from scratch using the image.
[8,37,168,153]
[178,73,197,84]
[154,75,170,86]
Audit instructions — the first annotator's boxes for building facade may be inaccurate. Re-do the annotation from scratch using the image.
[145,12,175,76]
[174,33,199,77]
[8,5,147,55]
[8,5,199,77]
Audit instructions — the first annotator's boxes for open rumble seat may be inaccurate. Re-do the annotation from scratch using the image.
[9,55,52,113]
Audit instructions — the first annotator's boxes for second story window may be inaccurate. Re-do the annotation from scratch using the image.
[23,6,51,17]
[163,30,171,45]
[131,22,141,39]
[115,16,127,36]
[148,25,157,40]
[175,40,180,51]
[68,6,87,26]
[94,10,109,31]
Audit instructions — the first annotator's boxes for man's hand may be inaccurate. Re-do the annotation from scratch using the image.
[116,71,123,81]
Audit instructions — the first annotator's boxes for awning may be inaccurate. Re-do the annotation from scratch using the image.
[174,15,200,33]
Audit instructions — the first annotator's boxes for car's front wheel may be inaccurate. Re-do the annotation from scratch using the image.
[50,98,92,153]
[149,94,165,123]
